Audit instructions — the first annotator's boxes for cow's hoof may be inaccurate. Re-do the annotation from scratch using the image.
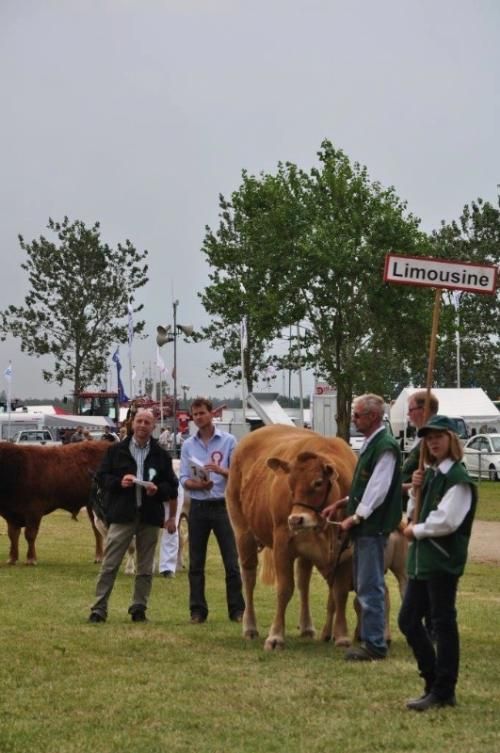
[25,560,37,566]
[300,628,316,639]
[7,559,17,566]
[264,638,285,651]
[320,630,333,642]
[334,636,351,648]
[243,628,259,640]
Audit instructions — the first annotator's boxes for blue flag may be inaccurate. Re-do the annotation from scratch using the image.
[112,348,129,403]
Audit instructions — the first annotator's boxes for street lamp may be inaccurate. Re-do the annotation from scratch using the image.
[156,300,193,455]
[181,384,190,409]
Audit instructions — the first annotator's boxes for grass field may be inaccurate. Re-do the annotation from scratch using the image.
[475,479,500,521]
[0,500,499,753]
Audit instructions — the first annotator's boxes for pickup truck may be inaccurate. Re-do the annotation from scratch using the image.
[12,429,61,446]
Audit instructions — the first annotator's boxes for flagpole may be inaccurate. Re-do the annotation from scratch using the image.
[127,304,134,398]
[159,364,164,431]
[4,361,13,440]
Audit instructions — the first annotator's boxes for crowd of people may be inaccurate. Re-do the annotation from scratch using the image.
[87,392,477,713]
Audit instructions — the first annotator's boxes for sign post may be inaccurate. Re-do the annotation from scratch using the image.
[384,252,498,520]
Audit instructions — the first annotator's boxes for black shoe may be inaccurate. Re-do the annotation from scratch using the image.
[88,612,106,623]
[406,692,456,711]
[161,570,175,578]
[190,613,206,624]
[345,642,386,661]
[131,610,147,623]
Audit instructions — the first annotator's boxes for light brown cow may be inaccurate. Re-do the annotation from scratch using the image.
[0,441,108,565]
[226,424,357,650]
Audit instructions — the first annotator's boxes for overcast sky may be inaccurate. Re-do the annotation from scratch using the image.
[1,0,499,403]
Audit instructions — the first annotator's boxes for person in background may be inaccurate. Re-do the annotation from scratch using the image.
[88,409,178,624]
[83,430,92,440]
[180,397,244,624]
[322,393,402,661]
[159,458,185,578]
[402,389,439,509]
[399,415,476,712]
[101,428,117,442]
[70,425,84,442]
[159,426,174,452]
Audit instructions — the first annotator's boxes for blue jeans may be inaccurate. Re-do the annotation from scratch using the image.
[398,573,459,699]
[188,499,244,620]
[353,534,387,654]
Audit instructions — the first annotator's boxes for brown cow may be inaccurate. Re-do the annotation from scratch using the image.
[0,441,109,565]
[226,424,358,650]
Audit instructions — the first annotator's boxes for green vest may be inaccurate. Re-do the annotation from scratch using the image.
[401,442,421,483]
[401,441,421,512]
[407,462,477,579]
[347,429,402,537]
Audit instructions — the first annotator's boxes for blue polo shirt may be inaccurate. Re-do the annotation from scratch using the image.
[180,427,236,500]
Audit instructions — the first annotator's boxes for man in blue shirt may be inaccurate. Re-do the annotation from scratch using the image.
[180,398,244,624]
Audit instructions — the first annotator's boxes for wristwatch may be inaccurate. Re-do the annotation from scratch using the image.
[352,513,364,525]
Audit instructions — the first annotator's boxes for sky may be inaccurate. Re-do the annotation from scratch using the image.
[1,0,499,403]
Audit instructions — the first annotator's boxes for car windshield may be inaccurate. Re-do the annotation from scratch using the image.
[490,437,500,452]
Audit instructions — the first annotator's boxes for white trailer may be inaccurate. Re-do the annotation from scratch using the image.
[311,390,338,437]
[0,412,45,440]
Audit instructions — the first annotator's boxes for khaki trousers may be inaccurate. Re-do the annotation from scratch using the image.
[91,517,159,618]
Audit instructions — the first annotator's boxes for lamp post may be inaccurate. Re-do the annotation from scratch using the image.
[181,384,190,409]
[156,300,193,456]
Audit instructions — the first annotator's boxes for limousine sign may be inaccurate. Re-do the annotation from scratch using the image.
[384,251,497,520]
[384,253,497,295]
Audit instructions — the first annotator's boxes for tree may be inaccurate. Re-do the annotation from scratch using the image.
[0,217,148,410]
[429,198,500,398]
[199,172,295,392]
[200,140,430,437]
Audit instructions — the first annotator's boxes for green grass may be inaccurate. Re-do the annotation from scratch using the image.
[0,511,499,753]
[475,480,500,522]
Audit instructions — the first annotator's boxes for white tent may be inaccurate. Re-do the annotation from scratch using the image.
[390,387,500,436]
[44,413,114,431]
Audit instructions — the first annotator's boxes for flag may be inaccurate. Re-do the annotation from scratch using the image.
[156,346,166,374]
[4,362,13,381]
[111,348,129,403]
[240,318,247,351]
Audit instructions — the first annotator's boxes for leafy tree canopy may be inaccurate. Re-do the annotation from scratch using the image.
[429,198,500,399]
[0,217,148,409]
[200,140,435,437]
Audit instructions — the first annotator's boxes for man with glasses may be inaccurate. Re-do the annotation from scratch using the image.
[322,393,402,661]
[402,390,439,507]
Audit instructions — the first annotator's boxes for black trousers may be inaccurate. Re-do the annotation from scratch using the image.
[188,499,245,620]
[398,572,460,699]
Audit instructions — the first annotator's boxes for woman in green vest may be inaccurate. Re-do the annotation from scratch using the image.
[398,415,477,712]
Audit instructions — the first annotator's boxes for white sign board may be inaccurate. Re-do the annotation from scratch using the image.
[384,253,497,295]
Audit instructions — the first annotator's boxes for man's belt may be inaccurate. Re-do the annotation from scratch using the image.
[191,497,226,505]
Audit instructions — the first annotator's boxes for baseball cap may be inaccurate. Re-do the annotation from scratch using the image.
[417,415,459,437]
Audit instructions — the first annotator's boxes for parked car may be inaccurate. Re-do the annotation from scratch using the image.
[86,430,119,442]
[12,429,61,446]
[463,434,500,481]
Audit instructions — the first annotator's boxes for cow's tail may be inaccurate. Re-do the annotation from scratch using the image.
[260,547,276,586]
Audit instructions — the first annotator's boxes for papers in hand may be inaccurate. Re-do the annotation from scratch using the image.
[188,456,210,482]
[133,478,152,488]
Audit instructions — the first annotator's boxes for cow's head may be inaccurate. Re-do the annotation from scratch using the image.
[267,451,338,532]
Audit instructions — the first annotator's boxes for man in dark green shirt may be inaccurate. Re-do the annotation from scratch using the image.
[323,393,402,661]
